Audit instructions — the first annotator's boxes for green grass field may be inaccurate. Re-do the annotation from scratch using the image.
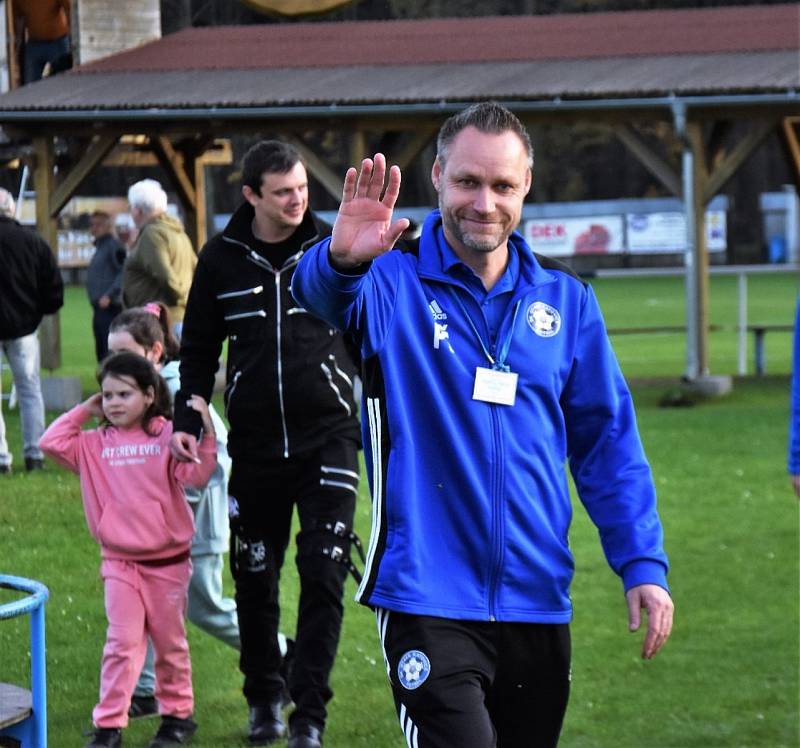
[1,272,798,747]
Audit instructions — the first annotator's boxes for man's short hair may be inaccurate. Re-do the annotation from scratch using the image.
[242,140,302,196]
[436,101,534,170]
[91,210,111,221]
[0,188,16,218]
[127,179,168,216]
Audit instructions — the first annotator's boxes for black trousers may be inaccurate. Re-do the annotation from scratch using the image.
[229,437,358,731]
[377,610,571,748]
[92,302,122,362]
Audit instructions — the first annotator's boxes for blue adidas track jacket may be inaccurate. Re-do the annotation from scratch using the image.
[292,211,669,623]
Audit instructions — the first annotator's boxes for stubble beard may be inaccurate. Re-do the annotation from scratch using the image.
[441,204,505,255]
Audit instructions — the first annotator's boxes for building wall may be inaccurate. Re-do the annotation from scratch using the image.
[73,0,160,66]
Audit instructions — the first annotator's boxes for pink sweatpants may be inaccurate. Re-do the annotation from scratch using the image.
[92,557,193,728]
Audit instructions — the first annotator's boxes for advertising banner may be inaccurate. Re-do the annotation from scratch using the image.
[626,210,726,253]
[523,216,625,257]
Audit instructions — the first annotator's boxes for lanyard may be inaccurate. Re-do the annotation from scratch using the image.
[448,287,521,373]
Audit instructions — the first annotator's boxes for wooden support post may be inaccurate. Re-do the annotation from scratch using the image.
[5,0,20,89]
[350,130,367,169]
[32,137,60,370]
[150,136,199,249]
[184,150,207,250]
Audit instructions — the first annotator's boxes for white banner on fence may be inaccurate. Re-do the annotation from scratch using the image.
[523,216,625,257]
[626,210,727,253]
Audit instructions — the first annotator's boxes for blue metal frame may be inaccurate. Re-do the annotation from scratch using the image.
[0,574,49,748]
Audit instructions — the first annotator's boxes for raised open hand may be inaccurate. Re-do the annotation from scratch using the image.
[329,153,410,270]
[82,391,104,419]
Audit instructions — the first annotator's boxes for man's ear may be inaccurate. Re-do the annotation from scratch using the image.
[524,167,532,197]
[242,185,257,206]
[431,158,442,192]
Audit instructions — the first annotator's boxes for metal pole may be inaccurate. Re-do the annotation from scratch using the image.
[15,164,28,218]
[30,602,47,747]
[737,272,747,375]
[673,102,699,380]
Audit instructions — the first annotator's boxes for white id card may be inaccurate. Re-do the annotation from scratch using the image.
[472,367,518,406]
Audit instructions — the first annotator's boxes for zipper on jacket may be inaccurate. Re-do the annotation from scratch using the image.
[486,401,505,622]
[216,285,264,299]
[224,310,267,321]
[320,358,352,416]
[484,301,521,621]
[224,370,242,420]
[273,244,316,459]
[274,271,290,458]
[328,353,353,387]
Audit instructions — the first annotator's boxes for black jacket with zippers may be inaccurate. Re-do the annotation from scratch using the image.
[174,202,360,462]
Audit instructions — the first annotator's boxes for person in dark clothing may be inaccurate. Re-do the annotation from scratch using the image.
[86,210,126,361]
[0,187,64,473]
[15,0,72,84]
[170,141,361,748]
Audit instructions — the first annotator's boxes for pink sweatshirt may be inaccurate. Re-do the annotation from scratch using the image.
[39,404,217,562]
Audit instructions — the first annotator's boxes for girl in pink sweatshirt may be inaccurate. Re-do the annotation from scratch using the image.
[39,351,217,748]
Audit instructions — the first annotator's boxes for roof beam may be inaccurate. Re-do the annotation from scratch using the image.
[285,135,343,200]
[702,119,776,203]
[706,121,733,172]
[104,137,232,167]
[780,116,800,192]
[49,134,119,217]
[613,124,681,197]
[390,125,438,172]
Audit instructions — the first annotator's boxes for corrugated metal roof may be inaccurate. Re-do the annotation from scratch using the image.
[0,4,796,116]
[1,52,794,111]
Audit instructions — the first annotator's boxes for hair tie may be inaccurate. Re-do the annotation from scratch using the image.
[144,302,161,317]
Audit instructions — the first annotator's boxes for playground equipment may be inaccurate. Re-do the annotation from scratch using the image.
[0,575,48,748]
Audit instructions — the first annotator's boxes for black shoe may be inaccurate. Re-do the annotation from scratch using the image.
[0,464,10,474]
[248,702,286,745]
[147,715,197,747]
[288,723,323,748]
[24,457,43,471]
[129,694,159,719]
[84,727,122,748]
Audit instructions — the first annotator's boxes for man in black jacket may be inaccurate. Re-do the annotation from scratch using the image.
[170,141,360,748]
[86,210,126,361]
[0,187,64,473]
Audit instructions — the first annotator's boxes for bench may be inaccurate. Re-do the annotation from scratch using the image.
[748,324,794,375]
[0,575,49,748]
[0,683,31,732]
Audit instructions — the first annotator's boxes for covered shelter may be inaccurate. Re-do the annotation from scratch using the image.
[0,3,796,375]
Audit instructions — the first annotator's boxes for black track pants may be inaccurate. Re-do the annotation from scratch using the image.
[377,609,571,748]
